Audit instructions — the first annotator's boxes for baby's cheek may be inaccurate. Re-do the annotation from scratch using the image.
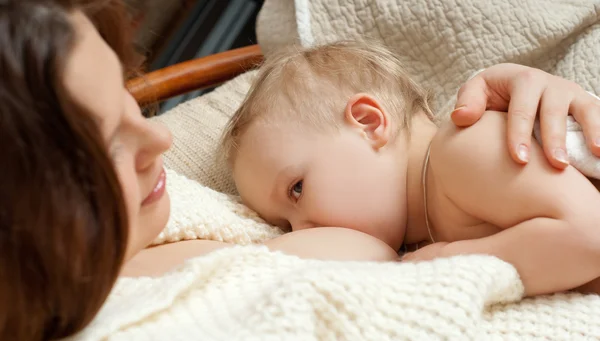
[305,194,367,230]
[304,170,390,233]
[303,193,336,223]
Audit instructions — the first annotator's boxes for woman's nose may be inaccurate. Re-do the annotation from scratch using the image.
[136,120,172,171]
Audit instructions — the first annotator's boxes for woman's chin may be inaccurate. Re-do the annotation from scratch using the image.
[129,191,171,259]
[150,191,171,239]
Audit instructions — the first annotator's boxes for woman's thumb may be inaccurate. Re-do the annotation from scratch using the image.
[452,76,489,127]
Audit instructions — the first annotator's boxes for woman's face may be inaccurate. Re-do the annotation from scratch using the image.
[63,13,172,259]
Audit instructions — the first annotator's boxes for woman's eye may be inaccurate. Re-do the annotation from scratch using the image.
[109,143,124,163]
[290,180,303,200]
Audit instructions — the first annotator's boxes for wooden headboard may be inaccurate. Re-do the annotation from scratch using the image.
[127,44,263,105]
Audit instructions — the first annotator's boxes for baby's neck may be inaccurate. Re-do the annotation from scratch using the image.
[402,113,439,245]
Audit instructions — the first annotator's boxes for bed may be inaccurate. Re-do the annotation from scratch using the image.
[69,1,600,340]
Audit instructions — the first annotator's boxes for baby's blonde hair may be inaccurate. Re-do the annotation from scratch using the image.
[220,40,434,165]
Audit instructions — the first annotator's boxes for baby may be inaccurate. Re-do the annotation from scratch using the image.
[220,41,600,297]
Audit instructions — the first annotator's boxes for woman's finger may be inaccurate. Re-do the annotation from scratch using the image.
[570,92,600,157]
[538,84,570,169]
[452,75,489,127]
[506,70,547,164]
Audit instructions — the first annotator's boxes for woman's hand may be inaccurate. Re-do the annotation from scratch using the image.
[452,63,600,170]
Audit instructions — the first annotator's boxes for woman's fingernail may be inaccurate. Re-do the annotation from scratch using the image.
[452,105,467,113]
[554,148,569,165]
[517,144,529,162]
[594,137,600,147]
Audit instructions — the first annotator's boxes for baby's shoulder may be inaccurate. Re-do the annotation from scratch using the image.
[430,111,510,177]
[434,110,507,149]
[432,111,508,158]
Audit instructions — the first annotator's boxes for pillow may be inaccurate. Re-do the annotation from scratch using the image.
[152,169,282,245]
[152,70,257,194]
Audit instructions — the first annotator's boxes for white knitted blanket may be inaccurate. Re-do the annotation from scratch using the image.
[68,170,600,340]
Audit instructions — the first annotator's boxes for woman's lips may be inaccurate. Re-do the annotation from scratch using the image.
[141,168,166,206]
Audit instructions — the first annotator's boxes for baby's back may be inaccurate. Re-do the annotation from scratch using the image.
[426,111,600,295]
[426,110,600,242]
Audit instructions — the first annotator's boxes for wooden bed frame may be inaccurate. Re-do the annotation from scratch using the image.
[127,44,264,105]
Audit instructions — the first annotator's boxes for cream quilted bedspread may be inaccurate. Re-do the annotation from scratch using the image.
[68,1,600,340]
[258,0,600,116]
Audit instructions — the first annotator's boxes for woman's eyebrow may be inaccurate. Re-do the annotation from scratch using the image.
[106,85,127,145]
[101,107,124,145]
[108,124,120,145]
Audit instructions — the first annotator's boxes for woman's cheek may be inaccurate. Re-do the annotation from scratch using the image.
[113,164,139,215]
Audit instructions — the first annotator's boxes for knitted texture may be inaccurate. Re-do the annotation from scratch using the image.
[66,170,600,341]
[151,169,283,245]
[70,246,529,341]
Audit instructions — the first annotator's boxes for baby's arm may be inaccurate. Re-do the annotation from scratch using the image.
[432,111,600,297]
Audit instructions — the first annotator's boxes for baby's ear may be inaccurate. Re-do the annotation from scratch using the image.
[344,93,391,150]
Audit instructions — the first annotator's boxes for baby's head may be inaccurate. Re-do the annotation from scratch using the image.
[221,41,432,250]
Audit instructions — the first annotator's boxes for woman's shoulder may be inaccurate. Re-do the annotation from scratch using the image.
[120,240,233,277]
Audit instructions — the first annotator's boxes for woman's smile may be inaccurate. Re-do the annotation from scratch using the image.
[142,166,167,206]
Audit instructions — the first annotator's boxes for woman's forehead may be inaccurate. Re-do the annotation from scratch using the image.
[62,11,124,137]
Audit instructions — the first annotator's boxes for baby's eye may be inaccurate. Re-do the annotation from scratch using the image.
[290,180,303,200]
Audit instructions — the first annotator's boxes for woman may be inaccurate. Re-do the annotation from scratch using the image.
[1,0,599,340]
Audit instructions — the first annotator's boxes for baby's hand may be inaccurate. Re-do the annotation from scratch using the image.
[401,242,449,262]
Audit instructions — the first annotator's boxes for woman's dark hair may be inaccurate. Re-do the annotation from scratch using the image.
[0,0,140,339]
